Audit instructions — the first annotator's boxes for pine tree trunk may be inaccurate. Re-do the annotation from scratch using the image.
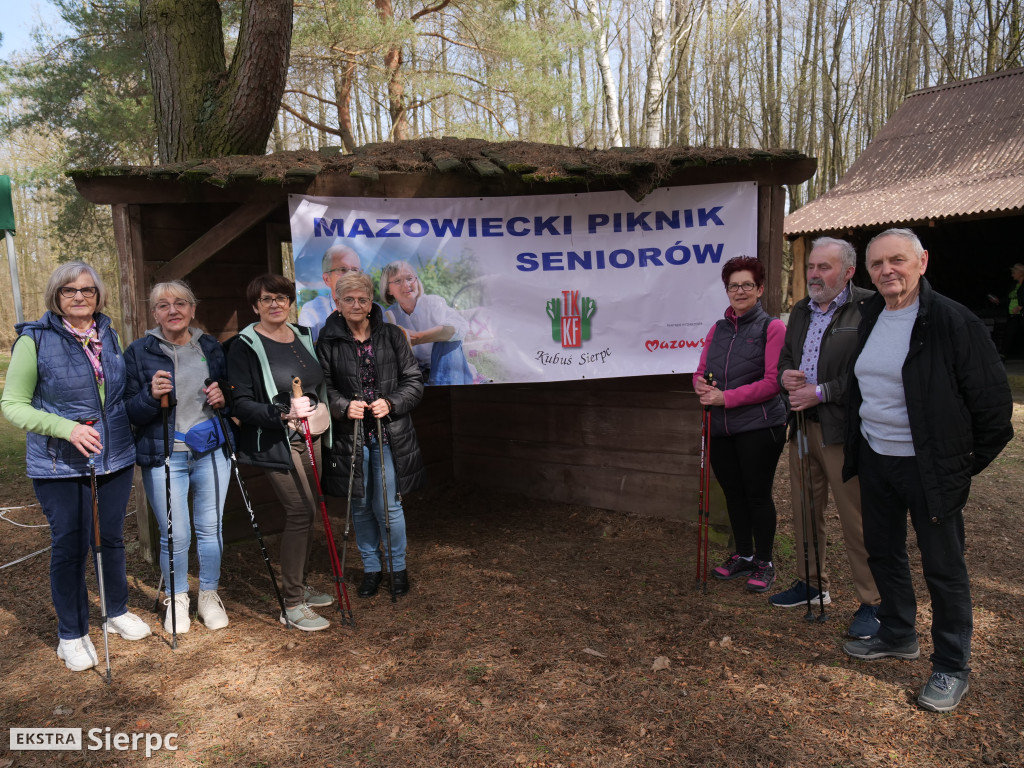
[140,0,293,162]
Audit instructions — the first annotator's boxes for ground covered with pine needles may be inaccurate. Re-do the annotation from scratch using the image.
[1,404,1022,768]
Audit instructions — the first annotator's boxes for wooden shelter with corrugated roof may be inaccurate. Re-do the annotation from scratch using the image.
[785,67,1024,329]
[70,138,815,562]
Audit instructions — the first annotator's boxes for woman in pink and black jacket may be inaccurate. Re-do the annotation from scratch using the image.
[693,256,788,594]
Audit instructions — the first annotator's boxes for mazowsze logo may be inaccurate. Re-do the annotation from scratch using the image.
[546,290,597,348]
[645,338,705,351]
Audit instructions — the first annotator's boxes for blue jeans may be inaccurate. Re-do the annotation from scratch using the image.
[352,441,407,572]
[427,340,474,385]
[34,466,134,640]
[142,448,231,594]
[858,442,973,676]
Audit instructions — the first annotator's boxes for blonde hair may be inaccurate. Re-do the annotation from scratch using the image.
[149,280,198,309]
[379,260,421,305]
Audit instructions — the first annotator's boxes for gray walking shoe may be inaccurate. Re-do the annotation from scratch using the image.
[302,585,334,607]
[280,603,330,631]
[843,635,920,660]
[918,672,969,712]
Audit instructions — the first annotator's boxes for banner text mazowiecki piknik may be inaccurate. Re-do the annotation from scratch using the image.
[288,183,758,385]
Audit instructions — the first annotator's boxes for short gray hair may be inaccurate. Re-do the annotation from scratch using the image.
[867,227,924,257]
[149,280,198,308]
[321,244,360,273]
[44,261,109,315]
[810,236,857,272]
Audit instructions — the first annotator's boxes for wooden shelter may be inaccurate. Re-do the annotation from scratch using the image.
[70,139,815,561]
[785,67,1024,328]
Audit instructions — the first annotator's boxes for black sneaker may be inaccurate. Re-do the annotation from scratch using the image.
[918,672,969,712]
[357,571,383,598]
[712,553,756,580]
[746,560,775,593]
[843,635,920,660]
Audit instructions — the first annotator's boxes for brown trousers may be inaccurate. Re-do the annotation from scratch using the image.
[789,419,879,606]
[264,437,321,608]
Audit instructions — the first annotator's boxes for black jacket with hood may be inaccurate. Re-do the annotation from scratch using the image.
[317,304,425,499]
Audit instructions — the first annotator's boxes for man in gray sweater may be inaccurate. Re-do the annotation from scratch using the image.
[842,228,1013,713]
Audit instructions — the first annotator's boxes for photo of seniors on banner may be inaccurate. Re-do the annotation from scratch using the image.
[288,183,757,385]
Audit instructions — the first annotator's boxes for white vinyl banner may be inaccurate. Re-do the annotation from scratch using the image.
[288,183,758,385]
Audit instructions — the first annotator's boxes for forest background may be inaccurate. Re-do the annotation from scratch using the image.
[0,0,1022,344]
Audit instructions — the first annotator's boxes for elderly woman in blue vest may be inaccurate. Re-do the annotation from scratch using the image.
[1,261,151,672]
[124,280,231,634]
[227,274,334,631]
[693,256,788,594]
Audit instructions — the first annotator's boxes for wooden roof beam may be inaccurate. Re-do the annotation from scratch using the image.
[152,200,281,284]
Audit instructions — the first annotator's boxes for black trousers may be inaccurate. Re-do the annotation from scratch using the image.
[710,425,786,563]
[858,442,972,676]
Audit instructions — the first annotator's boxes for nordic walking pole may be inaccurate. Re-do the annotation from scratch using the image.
[291,377,353,625]
[206,380,291,628]
[796,410,814,621]
[696,371,714,591]
[338,395,363,625]
[807,427,828,623]
[375,411,397,604]
[88,453,112,683]
[152,574,163,614]
[160,392,177,649]
[796,410,827,623]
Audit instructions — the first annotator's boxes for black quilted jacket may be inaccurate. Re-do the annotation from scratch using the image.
[316,304,425,499]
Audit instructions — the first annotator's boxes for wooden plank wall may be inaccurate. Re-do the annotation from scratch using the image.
[448,374,726,523]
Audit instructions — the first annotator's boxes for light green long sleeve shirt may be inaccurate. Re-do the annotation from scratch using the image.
[1,335,108,439]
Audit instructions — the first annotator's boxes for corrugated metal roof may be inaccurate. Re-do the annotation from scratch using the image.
[785,67,1024,236]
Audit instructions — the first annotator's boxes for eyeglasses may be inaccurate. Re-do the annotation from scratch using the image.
[388,276,417,287]
[327,266,361,275]
[726,282,757,293]
[339,296,371,307]
[154,299,192,313]
[258,295,291,307]
[59,286,98,299]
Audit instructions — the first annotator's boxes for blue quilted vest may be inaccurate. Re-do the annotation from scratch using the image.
[16,311,136,478]
[704,302,787,437]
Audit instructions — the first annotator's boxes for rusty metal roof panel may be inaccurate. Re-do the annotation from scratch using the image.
[786,67,1024,235]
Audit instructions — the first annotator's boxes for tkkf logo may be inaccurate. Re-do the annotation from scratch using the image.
[546,291,597,348]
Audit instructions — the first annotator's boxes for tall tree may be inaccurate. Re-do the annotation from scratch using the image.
[139,0,294,161]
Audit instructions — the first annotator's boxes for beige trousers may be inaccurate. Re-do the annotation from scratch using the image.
[789,419,879,606]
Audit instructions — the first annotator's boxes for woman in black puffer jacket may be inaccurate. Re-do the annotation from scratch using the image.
[318,271,425,599]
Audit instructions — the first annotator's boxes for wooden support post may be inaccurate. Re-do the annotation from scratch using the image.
[111,203,160,566]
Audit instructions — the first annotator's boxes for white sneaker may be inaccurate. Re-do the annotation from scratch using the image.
[197,590,229,630]
[56,635,99,671]
[103,611,153,641]
[162,593,191,635]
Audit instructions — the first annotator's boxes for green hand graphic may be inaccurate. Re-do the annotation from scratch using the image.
[581,296,597,340]
[546,298,561,341]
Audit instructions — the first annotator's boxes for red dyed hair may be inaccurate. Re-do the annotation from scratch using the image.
[720,256,765,287]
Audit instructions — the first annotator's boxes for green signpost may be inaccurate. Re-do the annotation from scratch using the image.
[1,174,25,323]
